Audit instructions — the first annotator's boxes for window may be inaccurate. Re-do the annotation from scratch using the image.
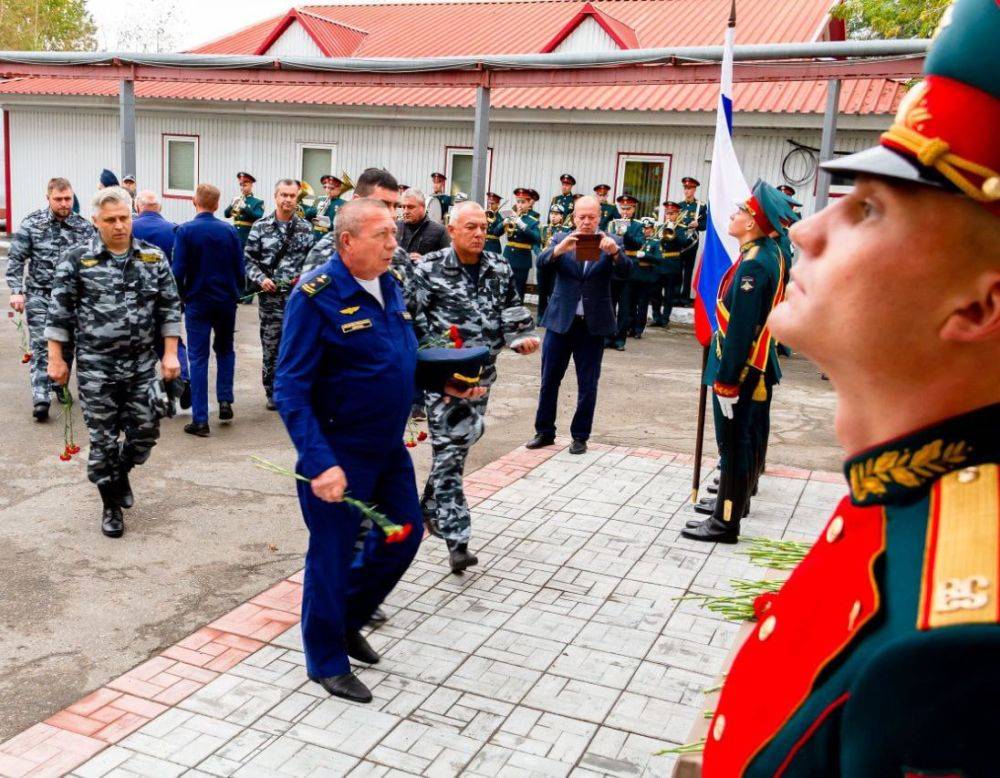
[299,144,337,196]
[163,134,199,198]
[614,153,672,219]
[445,146,492,198]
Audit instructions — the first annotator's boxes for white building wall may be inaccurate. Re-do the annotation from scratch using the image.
[4,105,880,229]
[265,22,326,58]
[551,18,621,54]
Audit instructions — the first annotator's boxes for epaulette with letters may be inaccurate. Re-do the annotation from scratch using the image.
[917,463,1000,630]
[301,274,331,297]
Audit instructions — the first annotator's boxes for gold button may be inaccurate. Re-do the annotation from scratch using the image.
[825,515,845,543]
[758,615,776,641]
[848,599,862,631]
[712,714,726,741]
[957,467,979,484]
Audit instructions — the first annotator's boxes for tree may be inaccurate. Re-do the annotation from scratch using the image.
[832,0,950,39]
[0,0,97,51]
[99,0,187,53]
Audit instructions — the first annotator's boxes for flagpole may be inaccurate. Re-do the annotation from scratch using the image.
[691,346,709,503]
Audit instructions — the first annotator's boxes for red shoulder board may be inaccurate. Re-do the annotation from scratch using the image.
[703,497,886,776]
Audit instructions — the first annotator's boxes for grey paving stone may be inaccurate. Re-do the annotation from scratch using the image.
[285,696,399,757]
[520,675,620,724]
[233,736,358,776]
[503,606,588,643]
[547,644,640,690]
[578,726,678,777]
[444,655,541,704]
[475,629,566,672]
[178,676,292,726]
[380,640,467,684]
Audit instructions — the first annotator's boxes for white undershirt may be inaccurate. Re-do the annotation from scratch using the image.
[354,276,384,308]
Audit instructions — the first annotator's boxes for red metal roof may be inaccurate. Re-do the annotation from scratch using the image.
[0,0,905,115]
[0,74,907,115]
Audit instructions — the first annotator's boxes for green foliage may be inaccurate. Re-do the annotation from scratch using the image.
[832,0,950,40]
[0,0,97,51]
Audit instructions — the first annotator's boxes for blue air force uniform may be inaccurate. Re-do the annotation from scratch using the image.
[274,255,424,679]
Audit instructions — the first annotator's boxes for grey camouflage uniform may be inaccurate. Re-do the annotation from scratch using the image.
[411,248,535,544]
[45,236,182,485]
[244,213,315,400]
[5,208,95,403]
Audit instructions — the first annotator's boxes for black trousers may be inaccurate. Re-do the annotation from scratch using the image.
[679,244,698,302]
[712,379,759,524]
[650,271,681,324]
[535,318,605,441]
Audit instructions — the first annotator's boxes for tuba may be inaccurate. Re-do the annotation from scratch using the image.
[657,220,677,241]
[339,170,355,197]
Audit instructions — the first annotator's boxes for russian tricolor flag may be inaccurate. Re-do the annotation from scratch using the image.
[693,22,751,348]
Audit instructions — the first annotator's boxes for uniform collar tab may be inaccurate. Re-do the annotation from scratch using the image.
[844,402,1000,506]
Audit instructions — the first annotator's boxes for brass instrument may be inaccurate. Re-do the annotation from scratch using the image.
[657,219,677,241]
[608,218,631,237]
[339,170,355,196]
[485,198,508,221]
[230,193,246,219]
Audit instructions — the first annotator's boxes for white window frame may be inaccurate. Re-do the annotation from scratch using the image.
[613,152,672,218]
[298,142,338,190]
[444,146,493,197]
[162,134,200,199]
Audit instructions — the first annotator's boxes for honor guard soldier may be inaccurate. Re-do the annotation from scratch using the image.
[701,1,1000,774]
[484,191,504,254]
[625,217,662,338]
[225,172,265,247]
[502,187,542,301]
[608,193,644,350]
[426,172,453,224]
[244,179,316,410]
[45,187,182,538]
[650,200,686,327]
[593,184,620,231]
[551,174,582,219]
[683,180,793,543]
[677,176,707,305]
[304,173,348,242]
[538,203,571,317]
[6,177,95,420]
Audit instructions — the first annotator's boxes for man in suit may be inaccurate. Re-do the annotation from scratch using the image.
[171,184,246,436]
[525,196,630,455]
[397,189,451,258]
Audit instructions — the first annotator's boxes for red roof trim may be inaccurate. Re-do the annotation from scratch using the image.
[254,8,336,57]
[540,2,638,53]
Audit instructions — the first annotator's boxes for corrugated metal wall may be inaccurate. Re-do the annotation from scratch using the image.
[5,106,880,228]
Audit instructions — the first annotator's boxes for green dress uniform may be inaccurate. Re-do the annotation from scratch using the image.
[502,213,540,302]
[550,192,581,220]
[224,194,265,248]
[484,209,505,254]
[608,218,645,349]
[650,229,686,326]
[537,222,571,318]
[677,196,707,302]
[624,229,661,338]
[303,196,345,243]
[599,202,620,232]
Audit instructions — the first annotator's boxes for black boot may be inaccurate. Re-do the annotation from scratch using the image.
[117,464,134,510]
[687,497,749,526]
[345,631,381,665]
[525,433,555,450]
[98,482,124,538]
[681,516,740,544]
[309,672,372,703]
[33,402,50,422]
[447,540,479,574]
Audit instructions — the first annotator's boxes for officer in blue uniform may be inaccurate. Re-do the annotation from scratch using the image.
[273,199,425,703]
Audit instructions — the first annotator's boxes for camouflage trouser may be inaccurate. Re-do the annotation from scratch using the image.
[421,389,490,544]
[258,292,288,400]
[25,290,73,404]
[76,356,160,486]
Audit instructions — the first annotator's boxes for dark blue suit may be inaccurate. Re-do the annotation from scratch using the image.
[275,256,423,679]
[171,212,245,424]
[134,211,190,383]
[534,232,630,441]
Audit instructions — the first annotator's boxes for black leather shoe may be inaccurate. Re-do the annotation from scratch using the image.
[179,380,192,410]
[309,673,372,703]
[693,497,716,516]
[615,344,626,351]
[367,607,388,626]
[33,402,49,421]
[448,542,479,574]
[98,483,124,538]
[707,482,719,495]
[345,631,381,665]
[569,439,587,455]
[117,468,134,510]
[681,517,740,544]
[218,401,233,422]
[184,422,210,437]
[266,398,278,411]
[525,433,555,450]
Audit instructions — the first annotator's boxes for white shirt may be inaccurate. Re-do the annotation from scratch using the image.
[354,276,384,308]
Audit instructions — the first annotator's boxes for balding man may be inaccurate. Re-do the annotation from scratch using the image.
[412,200,540,572]
[397,189,450,259]
[526,195,630,455]
[275,198,481,703]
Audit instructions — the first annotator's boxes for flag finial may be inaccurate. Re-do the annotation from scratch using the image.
[729,0,736,27]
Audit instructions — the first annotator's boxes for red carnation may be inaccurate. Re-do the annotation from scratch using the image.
[405,440,417,448]
[70,445,81,455]
[6,311,13,319]
[417,431,427,442]
[385,523,413,544]
[59,453,71,462]
[21,353,31,364]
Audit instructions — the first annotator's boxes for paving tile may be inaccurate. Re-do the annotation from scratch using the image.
[503,607,588,643]
[606,692,700,743]
[367,720,483,777]
[443,656,541,704]
[177,675,291,726]
[119,709,242,768]
[474,629,566,672]
[379,641,467,685]
[405,614,496,654]
[285,697,399,757]
[489,708,597,769]
[233,736,358,776]
[578,726,677,777]
[520,675,620,724]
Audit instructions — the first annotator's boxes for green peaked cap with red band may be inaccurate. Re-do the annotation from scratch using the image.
[822,0,1000,215]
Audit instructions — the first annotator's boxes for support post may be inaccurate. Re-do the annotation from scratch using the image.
[470,84,490,204]
[119,78,136,182]
[813,78,841,212]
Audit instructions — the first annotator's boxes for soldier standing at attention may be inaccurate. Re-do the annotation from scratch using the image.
[683,180,794,543]
[608,193,644,351]
[537,203,570,318]
[225,172,264,305]
[45,187,182,538]
[626,217,661,339]
[649,200,686,327]
[484,191,504,254]
[677,176,707,306]
[304,174,347,243]
[702,1,1000,773]
[412,201,540,573]
[244,179,315,410]
[502,187,542,302]
[551,173,581,219]
[593,184,620,231]
[427,172,453,224]
[6,177,95,420]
